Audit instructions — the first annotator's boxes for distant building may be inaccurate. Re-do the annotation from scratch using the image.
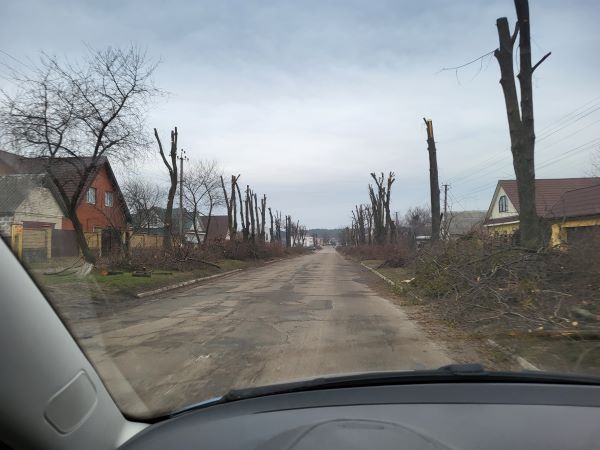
[445,210,486,237]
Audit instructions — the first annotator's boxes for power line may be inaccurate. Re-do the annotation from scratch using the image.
[445,97,600,185]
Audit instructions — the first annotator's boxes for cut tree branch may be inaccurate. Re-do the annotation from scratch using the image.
[532,52,552,73]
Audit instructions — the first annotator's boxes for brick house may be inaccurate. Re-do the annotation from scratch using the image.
[0,150,130,255]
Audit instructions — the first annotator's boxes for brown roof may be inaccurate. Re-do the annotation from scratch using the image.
[500,178,600,217]
[484,216,520,226]
[0,149,130,220]
[486,178,600,226]
[547,184,600,219]
[200,215,229,240]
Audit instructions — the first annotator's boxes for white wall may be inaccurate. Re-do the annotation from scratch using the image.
[13,187,63,229]
[488,186,518,220]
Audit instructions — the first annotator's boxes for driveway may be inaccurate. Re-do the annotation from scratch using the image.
[73,247,451,417]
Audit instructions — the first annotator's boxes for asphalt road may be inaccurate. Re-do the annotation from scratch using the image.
[78,247,451,417]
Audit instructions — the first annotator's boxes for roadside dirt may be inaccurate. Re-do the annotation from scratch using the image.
[356,262,519,371]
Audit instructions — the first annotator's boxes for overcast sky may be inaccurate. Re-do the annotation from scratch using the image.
[1,0,599,228]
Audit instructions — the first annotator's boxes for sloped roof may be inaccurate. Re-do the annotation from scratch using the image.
[499,178,600,217]
[0,174,50,214]
[486,178,600,225]
[200,215,229,240]
[0,149,130,220]
[446,210,486,235]
[547,184,600,219]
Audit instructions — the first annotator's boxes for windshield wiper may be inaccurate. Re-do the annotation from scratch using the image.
[169,364,600,418]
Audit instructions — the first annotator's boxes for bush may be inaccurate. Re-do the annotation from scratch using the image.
[410,236,600,331]
[337,242,412,263]
[99,239,309,272]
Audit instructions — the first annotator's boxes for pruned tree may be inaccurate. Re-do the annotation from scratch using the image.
[365,205,373,245]
[155,127,179,249]
[246,186,256,241]
[384,172,396,242]
[494,0,551,249]
[260,194,267,242]
[275,210,283,242]
[368,172,395,244]
[423,119,440,242]
[268,207,275,242]
[285,215,292,247]
[0,46,159,263]
[221,174,240,240]
[235,181,248,241]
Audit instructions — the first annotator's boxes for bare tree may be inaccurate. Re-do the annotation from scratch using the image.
[183,159,223,244]
[494,0,551,249]
[123,178,163,235]
[155,127,179,249]
[403,205,432,238]
[0,46,159,263]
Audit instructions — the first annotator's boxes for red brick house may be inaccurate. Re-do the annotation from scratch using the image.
[0,150,130,255]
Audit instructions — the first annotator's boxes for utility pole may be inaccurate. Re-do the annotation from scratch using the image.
[424,118,441,241]
[442,184,449,239]
[178,149,188,240]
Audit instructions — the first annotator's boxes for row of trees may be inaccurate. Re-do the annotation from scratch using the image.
[344,0,549,250]
[0,45,307,263]
[347,172,397,245]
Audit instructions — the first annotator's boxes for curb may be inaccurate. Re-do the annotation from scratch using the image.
[486,339,540,371]
[135,269,242,298]
[360,261,540,372]
[360,262,423,303]
[360,262,396,286]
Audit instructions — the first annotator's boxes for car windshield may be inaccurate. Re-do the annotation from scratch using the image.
[1,0,600,420]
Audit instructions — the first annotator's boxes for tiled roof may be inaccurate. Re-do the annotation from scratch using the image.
[499,178,600,217]
[200,215,229,240]
[487,178,600,225]
[0,174,48,214]
[547,184,600,219]
[0,149,130,220]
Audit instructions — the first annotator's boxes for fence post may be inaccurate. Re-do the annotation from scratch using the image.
[45,228,52,259]
[11,224,23,259]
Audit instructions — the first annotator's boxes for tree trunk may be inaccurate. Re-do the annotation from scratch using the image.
[70,208,97,264]
[424,119,440,241]
[192,205,202,244]
[155,127,178,249]
[494,0,547,249]
[203,199,213,244]
[268,207,274,242]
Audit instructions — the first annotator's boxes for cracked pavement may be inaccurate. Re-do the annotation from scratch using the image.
[67,247,452,417]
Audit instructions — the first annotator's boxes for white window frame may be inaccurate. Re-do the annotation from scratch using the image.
[105,191,114,208]
[87,187,96,205]
[498,195,508,213]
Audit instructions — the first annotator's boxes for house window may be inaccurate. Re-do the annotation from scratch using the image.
[105,191,113,207]
[87,187,96,204]
[498,195,508,213]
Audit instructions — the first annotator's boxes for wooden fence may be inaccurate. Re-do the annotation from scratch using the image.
[9,226,165,261]
[129,233,164,249]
